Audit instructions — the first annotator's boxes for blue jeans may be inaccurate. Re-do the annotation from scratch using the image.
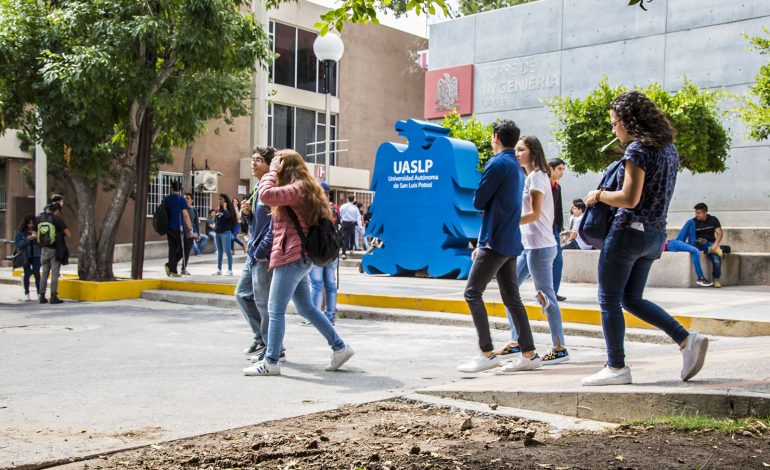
[215,231,233,271]
[552,228,563,294]
[507,245,565,348]
[194,233,208,254]
[667,220,721,279]
[23,256,41,295]
[265,258,345,365]
[599,227,689,368]
[235,260,272,344]
[310,259,338,322]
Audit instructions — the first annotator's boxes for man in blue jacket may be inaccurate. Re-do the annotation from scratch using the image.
[235,147,279,361]
[457,120,541,374]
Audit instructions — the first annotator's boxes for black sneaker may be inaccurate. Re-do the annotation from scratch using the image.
[244,341,266,356]
[251,350,286,363]
[696,277,713,287]
[494,343,521,357]
[39,295,48,304]
[541,348,570,365]
[49,296,63,305]
[556,295,567,302]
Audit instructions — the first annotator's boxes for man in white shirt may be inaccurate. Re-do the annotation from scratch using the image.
[339,195,361,260]
[561,199,593,250]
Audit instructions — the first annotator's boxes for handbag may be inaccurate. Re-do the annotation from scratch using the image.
[579,159,624,250]
[11,247,28,269]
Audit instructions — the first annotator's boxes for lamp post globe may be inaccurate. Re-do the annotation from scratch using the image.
[313,33,344,183]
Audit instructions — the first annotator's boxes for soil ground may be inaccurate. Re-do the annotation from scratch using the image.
[56,399,770,470]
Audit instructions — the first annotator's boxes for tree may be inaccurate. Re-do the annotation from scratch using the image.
[740,28,770,142]
[0,0,269,281]
[441,110,493,170]
[547,77,732,174]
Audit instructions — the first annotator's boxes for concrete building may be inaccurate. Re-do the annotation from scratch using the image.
[427,0,770,227]
[0,0,426,260]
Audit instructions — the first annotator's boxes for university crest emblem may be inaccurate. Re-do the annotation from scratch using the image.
[434,73,459,111]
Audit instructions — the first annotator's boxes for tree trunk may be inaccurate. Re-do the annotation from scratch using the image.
[182,141,193,194]
[71,174,100,280]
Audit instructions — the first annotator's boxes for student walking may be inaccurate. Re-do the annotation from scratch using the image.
[309,181,340,325]
[14,215,41,301]
[213,193,236,276]
[582,90,708,386]
[231,197,247,254]
[501,136,569,365]
[163,181,194,277]
[549,158,567,302]
[457,120,541,374]
[235,146,278,360]
[243,149,354,376]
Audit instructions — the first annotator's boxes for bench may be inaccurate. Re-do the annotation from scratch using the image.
[561,249,740,288]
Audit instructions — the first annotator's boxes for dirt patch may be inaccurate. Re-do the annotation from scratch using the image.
[65,399,769,469]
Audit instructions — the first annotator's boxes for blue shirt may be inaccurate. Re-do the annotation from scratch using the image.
[473,149,525,259]
[613,141,679,231]
[244,186,274,265]
[164,193,188,232]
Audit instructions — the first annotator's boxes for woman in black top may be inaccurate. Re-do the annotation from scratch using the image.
[214,193,236,276]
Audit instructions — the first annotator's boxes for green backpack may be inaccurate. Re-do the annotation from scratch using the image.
[37,213,57,247]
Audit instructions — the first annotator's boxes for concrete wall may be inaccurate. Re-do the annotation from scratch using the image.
[339,23,427,174]
[429,0,770,226]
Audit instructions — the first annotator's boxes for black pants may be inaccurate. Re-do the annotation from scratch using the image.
[341,221,356,254]
[464,247,534,353]
[167,232,184,274]
[183,235,194,270]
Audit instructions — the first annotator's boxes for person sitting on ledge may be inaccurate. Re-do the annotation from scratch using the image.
[666,202,723,288]
[560,199,593,250]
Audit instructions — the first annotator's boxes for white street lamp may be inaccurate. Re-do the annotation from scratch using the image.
[313,32,344,183]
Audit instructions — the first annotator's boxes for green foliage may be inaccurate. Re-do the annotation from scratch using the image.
[627,415,770,434]
[441,109,493,170]
[739,28,770,142]
[547,77,732,174]
[455,0,534,16]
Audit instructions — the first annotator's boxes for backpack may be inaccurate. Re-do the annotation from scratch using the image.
[36,213,57,248]
[579,159,624,250]
[153,199,170,235]
[285,207,341,267]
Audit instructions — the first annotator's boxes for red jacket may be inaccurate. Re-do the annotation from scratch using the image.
[258,171,310,269]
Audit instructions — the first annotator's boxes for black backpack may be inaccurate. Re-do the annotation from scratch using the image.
[153,199,169,235]
[286,207,341,267]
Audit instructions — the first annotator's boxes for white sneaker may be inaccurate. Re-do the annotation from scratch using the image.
[227,270,233,276]
[681,332,708,381]
[582,365,632,386]
[498,354,542,373]
[213,270,221,276]
[181,269,191,275]
[457,354,501,373]
[326,345,355,371]
[243,360,280,376]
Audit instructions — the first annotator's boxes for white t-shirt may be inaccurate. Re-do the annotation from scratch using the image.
[521,169,556,250]
[568,213,593,250]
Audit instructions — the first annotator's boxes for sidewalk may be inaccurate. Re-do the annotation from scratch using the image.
[6,251,770,333]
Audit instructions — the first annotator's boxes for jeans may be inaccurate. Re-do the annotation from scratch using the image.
[182,236,193,270]
[194,233,208,254]
[23,256,41,295]
[235,261,272,344]
[215,231,233,271]
[507,245,566,348]
[166,231,184,274]
[310,259,338,322]
[668,220,721,279]
[341,221,356,254]
[265,258,345,365]
[552,228,563,295]
[207,231,217,251]
[599,227,689,368]
[464,247,535,354]
[40,247,61,296]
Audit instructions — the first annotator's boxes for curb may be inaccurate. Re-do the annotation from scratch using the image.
[417,389,770,423]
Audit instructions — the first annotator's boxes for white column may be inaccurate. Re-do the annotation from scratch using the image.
[35,142,47,214]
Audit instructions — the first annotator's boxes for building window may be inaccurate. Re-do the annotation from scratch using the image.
[269,21,338,96]
[0,161,6,212]
[268,104,337,165]
[146,172,212,225]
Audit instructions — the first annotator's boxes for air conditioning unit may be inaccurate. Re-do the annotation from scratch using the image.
[194,170,221,193]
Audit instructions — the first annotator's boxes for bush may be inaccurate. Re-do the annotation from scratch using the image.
[547,77,732,174]
[739,28,770,142]
[441,110,493,170]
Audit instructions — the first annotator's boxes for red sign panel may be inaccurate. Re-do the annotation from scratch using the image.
[424,64,473,120]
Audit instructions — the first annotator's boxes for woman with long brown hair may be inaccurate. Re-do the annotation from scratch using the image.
[243,149,354,376]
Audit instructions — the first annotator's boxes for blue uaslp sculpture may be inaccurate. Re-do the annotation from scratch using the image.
[362,119,481,279]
